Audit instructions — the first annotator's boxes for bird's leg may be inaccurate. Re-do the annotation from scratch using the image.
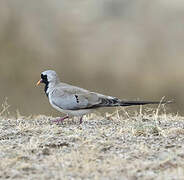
[52,115,69,123]
[79,116,83,124]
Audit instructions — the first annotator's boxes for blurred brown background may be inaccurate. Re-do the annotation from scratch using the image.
[0,0,183,116]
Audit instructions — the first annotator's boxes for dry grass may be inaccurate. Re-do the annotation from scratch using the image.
[0,0,184,115]
[0,105,184,180]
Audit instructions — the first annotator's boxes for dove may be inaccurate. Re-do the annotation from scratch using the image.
[37,70,170,124]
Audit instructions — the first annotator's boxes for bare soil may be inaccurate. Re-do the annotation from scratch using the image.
[0,109,184,180]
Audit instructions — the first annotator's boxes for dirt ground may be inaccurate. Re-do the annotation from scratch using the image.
[0,107,184,180]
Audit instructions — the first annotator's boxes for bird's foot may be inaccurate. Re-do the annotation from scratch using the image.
[52,115,69,123]
[79,116,83,124]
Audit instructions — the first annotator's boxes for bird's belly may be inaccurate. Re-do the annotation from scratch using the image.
[62,109,92,116]
[49,98,92,116]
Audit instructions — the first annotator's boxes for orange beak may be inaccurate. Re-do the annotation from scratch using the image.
[36,79,42,86]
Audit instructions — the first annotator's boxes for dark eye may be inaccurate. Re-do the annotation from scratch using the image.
[41,74,47,80]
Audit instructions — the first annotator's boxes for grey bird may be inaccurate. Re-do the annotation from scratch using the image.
[36,70,170,124]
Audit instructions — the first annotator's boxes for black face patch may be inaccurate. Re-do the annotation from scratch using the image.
[41,74,48,84]
[41,74,49,96]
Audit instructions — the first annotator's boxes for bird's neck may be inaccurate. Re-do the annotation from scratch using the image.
[45,81,58,97]
[44,82,49,97]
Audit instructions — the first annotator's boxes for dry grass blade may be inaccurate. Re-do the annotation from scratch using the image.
[0,109,183,180]
[0,98,10,117]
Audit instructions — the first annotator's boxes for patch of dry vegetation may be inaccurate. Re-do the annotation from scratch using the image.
[0,105,184,179]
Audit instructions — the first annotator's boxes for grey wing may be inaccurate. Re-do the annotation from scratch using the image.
[50,87,101,110]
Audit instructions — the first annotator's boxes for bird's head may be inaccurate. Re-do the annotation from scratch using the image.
[36,70,60,87]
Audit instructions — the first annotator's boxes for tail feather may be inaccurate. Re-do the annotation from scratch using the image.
[119,100,170,107]
[97,97,172,108]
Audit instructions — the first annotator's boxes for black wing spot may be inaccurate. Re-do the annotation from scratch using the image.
[75,95,79,103]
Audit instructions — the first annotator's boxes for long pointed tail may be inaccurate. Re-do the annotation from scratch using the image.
[95,97,173,108]
[119,100,172,107]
